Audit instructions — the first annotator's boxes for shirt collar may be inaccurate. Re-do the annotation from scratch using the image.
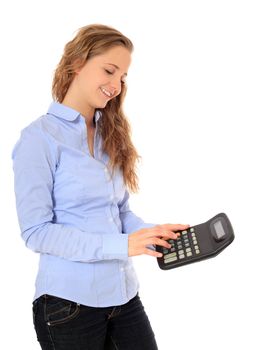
[46,101,102,123]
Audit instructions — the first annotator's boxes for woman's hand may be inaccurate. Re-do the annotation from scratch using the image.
[128,223,190,258]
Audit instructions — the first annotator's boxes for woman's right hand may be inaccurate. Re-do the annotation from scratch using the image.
[128,223,190,258]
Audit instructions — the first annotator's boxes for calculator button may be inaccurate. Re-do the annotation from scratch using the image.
[186,248,191,253]
[194,245,200,254]
[193,239,197,244]
[165,252,177,259]
[164,256,178,263]
[163,248,169,254]
[185,243,190,247]
[178,250,184,255]
[170,247,176,252]
[182,230,187,234]
[190,228,194,232]
[179,254,185,259]
[187,252,193,257]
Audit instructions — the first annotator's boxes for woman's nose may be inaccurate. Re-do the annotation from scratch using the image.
[110,77,122,95]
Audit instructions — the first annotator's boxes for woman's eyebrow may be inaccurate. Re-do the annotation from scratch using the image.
[105,63,128,76]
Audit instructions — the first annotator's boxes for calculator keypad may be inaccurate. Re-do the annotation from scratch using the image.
[163,227,201,265]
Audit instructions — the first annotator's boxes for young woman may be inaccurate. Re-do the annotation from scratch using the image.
[12,24,189,350]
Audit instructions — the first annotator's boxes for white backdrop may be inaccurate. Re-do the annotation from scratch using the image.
[1,0,258,349]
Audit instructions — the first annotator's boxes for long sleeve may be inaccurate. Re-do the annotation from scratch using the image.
[118,189,157,251]
[11,125,128,262]
[118,189,157,233]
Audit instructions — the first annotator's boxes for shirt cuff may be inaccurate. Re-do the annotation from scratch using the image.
[102,234,129,260]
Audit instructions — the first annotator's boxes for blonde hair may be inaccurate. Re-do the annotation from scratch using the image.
[52,24,141,193]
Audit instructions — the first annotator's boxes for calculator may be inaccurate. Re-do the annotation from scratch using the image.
[156,213,235,270]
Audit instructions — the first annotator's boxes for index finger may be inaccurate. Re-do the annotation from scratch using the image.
[159,223,190,231]
[144,228,179,239]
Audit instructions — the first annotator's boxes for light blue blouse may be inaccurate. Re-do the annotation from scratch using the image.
[11,101,156,307]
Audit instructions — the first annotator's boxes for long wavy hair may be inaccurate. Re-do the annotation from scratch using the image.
[52,24,141,193]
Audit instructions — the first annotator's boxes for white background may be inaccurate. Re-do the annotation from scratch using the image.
[1,0,258,349]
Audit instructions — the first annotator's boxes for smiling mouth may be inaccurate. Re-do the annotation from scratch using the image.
[100,87,113,98]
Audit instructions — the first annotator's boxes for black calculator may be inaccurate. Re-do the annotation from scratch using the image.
[156,213,235,270]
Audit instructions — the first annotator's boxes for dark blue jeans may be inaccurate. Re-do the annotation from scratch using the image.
[32,293,159,349]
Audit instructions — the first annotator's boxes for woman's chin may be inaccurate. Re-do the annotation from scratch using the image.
[95,98,109,109]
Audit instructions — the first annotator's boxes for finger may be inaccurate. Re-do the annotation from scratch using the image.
[144,248,163,258]
[158,229,179,239]
[149,238,171,249]
[161,234,179,240]
[145,229,178,239]
[160,224,190,231]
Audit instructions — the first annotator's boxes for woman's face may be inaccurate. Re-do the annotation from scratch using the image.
[72,46,131,112]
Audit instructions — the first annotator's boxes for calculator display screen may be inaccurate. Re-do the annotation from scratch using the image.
[213,220,226,239]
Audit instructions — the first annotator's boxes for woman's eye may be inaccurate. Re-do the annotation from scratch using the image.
[105,69,126,84]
